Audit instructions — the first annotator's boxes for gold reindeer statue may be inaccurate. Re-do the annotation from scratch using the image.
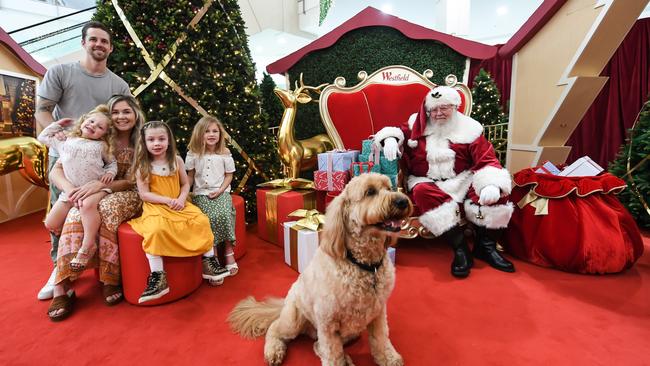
[274,74,333,179]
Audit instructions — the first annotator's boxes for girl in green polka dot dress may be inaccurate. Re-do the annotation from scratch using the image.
[186,115,239,279]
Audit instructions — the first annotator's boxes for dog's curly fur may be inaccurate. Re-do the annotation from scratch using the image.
[229,174,413,366]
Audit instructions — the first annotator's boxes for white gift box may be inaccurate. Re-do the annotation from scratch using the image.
[283,221,321,273]
[387,247,396,265]
[558,156,604,177]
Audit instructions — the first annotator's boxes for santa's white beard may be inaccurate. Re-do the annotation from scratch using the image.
[423,111,459,138]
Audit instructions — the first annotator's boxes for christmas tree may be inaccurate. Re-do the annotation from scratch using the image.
[471,69,508,164]
[471,69,507,126]
[259,72,283,128]
[94,0,281,220]
[11,80,36,136]
[608,101,650,229]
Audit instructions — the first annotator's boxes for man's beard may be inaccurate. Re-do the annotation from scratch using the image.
[90,48,109,61]
[424,112,458,137]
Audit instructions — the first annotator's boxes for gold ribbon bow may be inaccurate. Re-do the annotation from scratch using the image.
[517,191,549,215]
[289,209,325,231]
[258,178,314,190]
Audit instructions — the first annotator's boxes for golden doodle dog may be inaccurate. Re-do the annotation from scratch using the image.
[229,173,413,366]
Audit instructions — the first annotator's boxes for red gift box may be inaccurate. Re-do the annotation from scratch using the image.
[325,191,342,209]
[314,170,349,191]
[256,188,317,246]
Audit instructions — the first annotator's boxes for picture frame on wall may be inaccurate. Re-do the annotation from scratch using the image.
[0,69,39,140]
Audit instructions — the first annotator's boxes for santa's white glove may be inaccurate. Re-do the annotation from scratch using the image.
[479,185,501,205]
[382,137,399,161]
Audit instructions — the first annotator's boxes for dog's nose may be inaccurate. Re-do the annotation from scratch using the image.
[394,197,409,210]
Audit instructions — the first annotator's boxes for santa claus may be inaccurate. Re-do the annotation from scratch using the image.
[374,85,515,278]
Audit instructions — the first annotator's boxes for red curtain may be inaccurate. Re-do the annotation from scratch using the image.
[566,18,650,167]
[468,50,512,112]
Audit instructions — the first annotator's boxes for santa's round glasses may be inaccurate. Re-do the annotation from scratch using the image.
[429,105,455,113]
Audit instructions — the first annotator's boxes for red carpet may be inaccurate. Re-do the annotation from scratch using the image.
[2,211,650,365]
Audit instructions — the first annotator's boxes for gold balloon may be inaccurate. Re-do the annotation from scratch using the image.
[0,137,49,188]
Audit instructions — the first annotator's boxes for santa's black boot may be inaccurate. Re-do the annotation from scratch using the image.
[473,227,515,273]
[442,226,473,278]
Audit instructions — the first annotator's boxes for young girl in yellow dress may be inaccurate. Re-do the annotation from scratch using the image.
[129,121,229,304]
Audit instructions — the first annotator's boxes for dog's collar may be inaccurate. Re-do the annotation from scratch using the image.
[346,250,384,273]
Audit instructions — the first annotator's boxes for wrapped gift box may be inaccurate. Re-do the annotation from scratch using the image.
[325,191,341,209]
[359,151,399,175]
[317,150,359,172]
[314,170,349,191]
[350,161,375,176]
[535,161,561,175]
[283,221,321,273]
[558,156,604,177]
[387,247,396,265]
[256,188,317,246]
[385,174,398,189]
[361,139,377,155]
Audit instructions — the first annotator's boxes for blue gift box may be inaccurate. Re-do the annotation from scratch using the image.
[317,150,359,172]
[361,139,376,155]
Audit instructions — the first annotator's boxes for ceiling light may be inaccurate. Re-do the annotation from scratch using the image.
[277,37,287,44]
[381,4,393,14]
[496,6,508,16]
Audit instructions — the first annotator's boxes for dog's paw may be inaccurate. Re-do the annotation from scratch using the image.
[264,338,287,366]
[381,351,404,366]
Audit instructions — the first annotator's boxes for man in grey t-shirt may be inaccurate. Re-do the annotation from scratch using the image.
[35,21,131,301]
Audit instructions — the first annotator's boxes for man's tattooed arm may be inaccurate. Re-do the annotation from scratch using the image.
[35,96,56,129]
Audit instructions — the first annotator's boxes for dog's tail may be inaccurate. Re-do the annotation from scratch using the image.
[228,296,284,339]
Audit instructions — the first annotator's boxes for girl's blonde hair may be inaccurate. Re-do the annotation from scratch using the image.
[69,104,114,155]
[132,121,178,183]
[187,115,227,156]
[107,95,146,149]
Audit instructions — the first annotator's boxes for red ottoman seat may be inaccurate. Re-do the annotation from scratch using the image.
[118,223,203,306]
[230,194,246,260]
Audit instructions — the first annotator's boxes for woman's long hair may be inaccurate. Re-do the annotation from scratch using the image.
[107,94,146,149]
[187,115,227,157]
[131,121,178,183]
[69,104,114,156]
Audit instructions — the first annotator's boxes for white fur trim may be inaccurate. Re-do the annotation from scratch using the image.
[463,201,514,229]
[407,139,418,148]
[425,133,456,180]
[435,170,473,202]
[419,201,460,237]
[374,127,404,146]
[407,113,417,130]
[473,165,512,195]
[406,171,473,201]
[425,86,461,110]
[407,175,434,191]
[446,114,484,144]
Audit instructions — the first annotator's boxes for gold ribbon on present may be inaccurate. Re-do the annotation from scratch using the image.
[258,178,314,190]
[289,209,325,231]
[263,186,316,244]
[517,190,549,215]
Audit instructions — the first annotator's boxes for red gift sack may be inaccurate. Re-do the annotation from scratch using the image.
[502,168,644,274]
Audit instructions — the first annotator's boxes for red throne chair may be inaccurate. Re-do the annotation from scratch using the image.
[118,194,247,306]
[318,65,473,238]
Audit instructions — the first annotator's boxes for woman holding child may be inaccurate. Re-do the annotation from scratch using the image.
[46,95,144,321]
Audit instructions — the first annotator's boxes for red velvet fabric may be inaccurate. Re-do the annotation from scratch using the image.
[468,52,512,111]
[502,169,644,274]
[326,83,430,150]
[566,18,650,167]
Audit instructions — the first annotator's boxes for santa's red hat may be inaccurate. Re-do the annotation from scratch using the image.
[407,86,462,148]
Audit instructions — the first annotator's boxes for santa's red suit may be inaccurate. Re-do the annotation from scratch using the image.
[374,93,513,237]
[374,86,515,277]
